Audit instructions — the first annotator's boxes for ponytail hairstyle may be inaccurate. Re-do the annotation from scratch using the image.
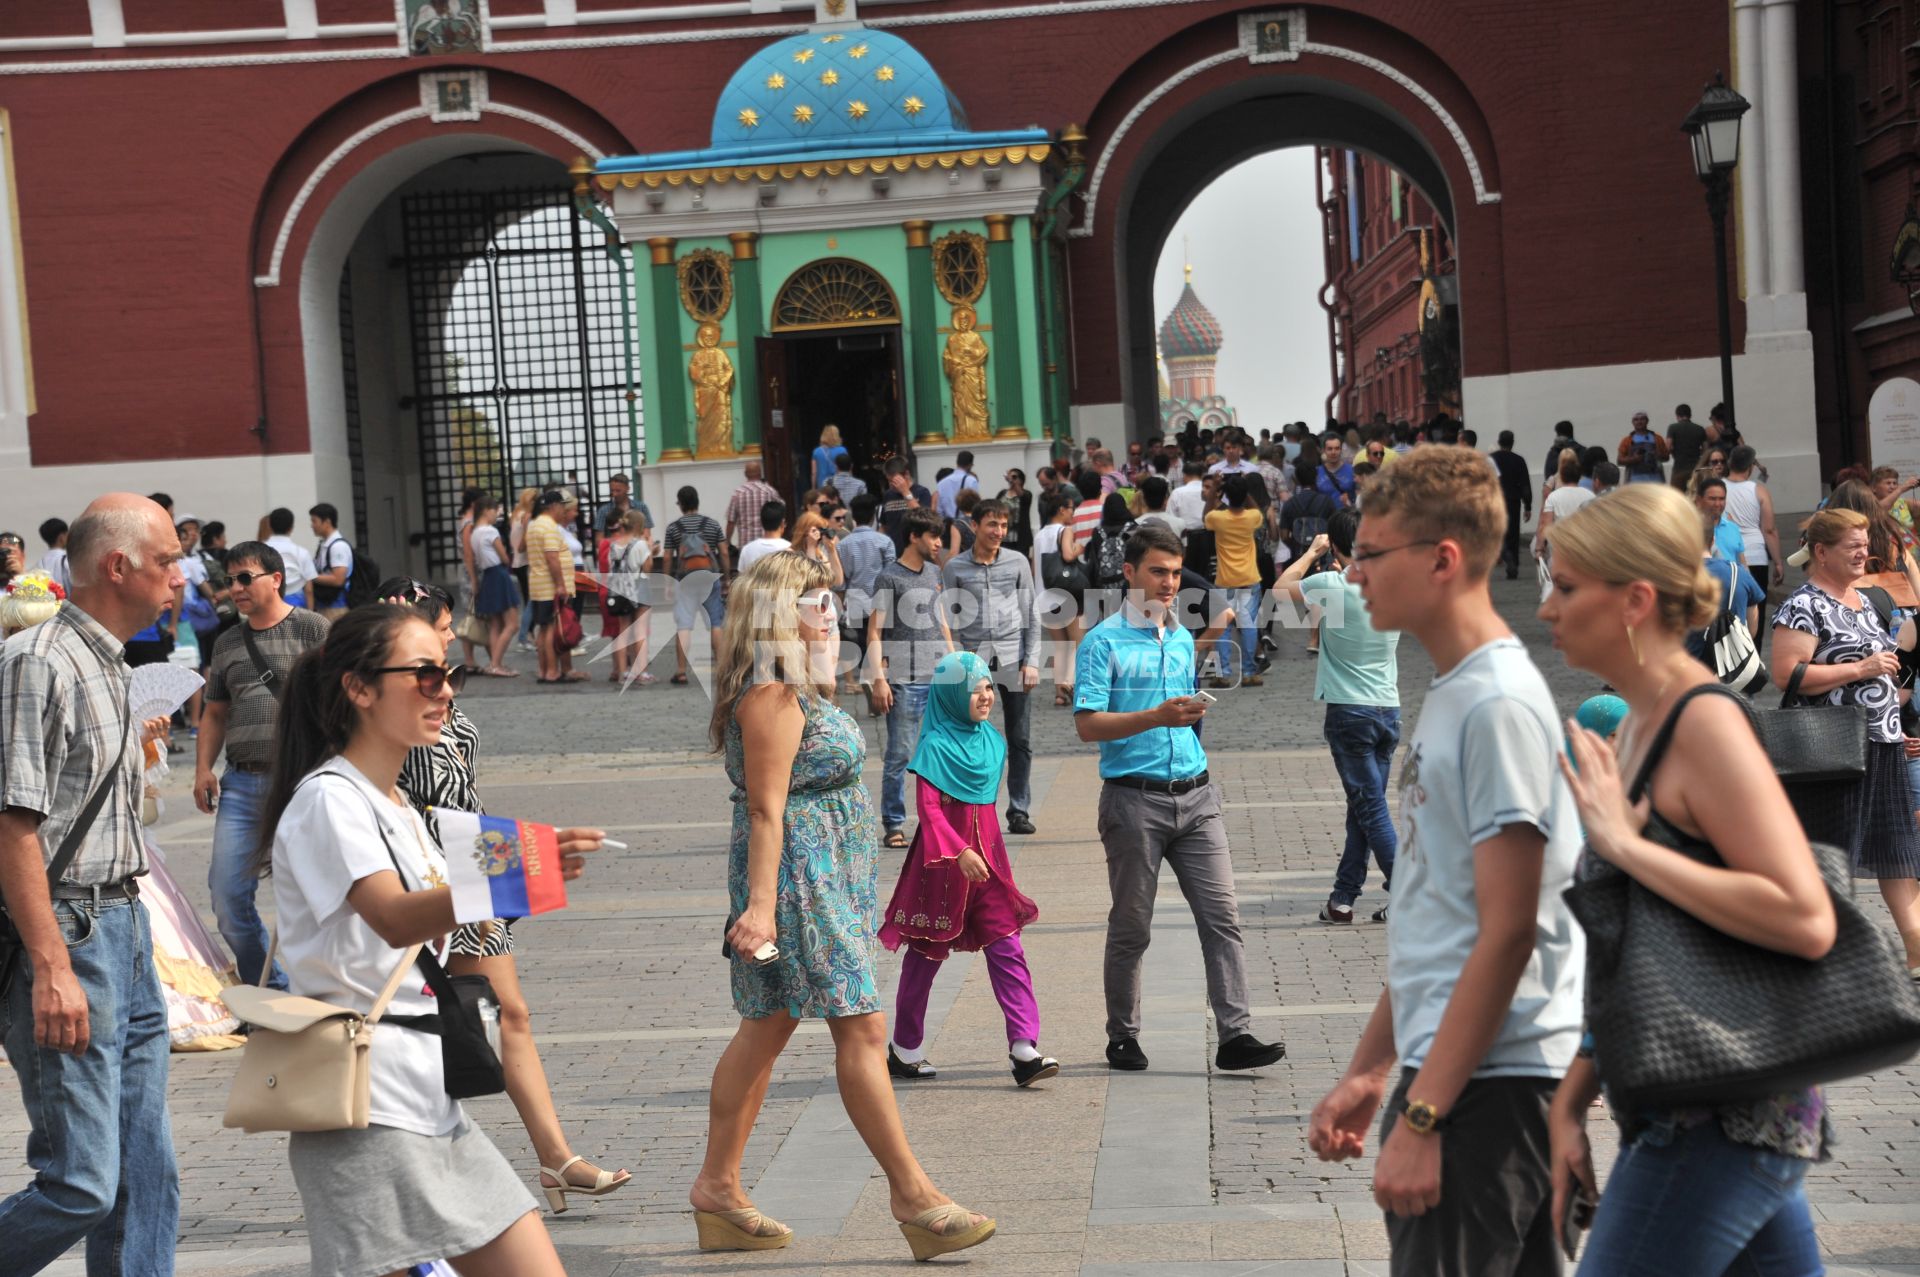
[251,604,427,876]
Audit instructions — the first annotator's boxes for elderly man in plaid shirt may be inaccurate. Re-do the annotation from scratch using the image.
[1,493,185,1274]
[724,459,780,562]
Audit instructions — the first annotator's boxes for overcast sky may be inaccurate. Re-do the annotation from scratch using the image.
[1152,148,1332,429]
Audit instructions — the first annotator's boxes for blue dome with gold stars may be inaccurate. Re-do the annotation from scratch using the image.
[712,29,966,149]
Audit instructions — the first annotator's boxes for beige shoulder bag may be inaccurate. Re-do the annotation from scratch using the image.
[220,932,422,1133]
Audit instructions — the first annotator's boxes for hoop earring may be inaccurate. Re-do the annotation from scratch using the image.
[1626,624,1643,667]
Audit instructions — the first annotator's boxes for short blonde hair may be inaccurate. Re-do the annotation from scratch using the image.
[819,424,842,448]
[1361,446,1505,577]
[1802,506,1868,552]
[708,551,835,751]
[1545,485,1718,632]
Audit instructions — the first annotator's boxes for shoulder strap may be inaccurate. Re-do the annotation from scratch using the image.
[239,624,283,702]
[44,707,133,889]
[1861,585,1895,634]
[1781,660,1810,708]
[1627,683,1750,800]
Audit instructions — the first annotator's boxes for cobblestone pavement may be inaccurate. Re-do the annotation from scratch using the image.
[10,573,1920,1275]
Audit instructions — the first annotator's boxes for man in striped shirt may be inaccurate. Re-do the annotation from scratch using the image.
[724,460,780,560]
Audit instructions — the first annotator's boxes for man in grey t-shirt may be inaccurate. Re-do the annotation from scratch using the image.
[193,540,328,990]
[867,508,953,845]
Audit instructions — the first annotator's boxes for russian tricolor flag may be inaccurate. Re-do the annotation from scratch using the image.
[434,811,569,924]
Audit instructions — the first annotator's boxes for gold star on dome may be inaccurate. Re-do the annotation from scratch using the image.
[793,47,814,64]
[821,33,845,43]
[820,69,839,86]
[765,72,786,89]
[848,43,869,57]
[876,64,895,81]
[902,95,925,116]
[793,104,815,124]
[847,100,869,120]
[738,108,760,128]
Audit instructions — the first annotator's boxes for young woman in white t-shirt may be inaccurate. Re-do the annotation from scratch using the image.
[1031,491,1085,706]
[256,605,604,1277]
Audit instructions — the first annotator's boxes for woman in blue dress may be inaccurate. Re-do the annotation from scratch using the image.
[811,423,849,490]
[688,551,995,1263]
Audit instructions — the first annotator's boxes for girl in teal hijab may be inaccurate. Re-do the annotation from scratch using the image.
[879,651,1053,1087]
[909,652,1006,803]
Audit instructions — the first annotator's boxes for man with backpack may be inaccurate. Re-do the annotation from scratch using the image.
[308,503,354,619]
[663,485,729,686]
[1616,410,1670,485]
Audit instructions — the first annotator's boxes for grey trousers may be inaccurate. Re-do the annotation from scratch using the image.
[1096,780,1252,1041]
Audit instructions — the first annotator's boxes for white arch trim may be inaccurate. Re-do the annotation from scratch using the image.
[253,103,606,287]
[1070,39,1501,240]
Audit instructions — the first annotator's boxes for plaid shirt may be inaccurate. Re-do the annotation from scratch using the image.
[725,480,780,546]
[0,604,143,886]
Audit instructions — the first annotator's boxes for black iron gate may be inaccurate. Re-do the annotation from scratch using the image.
[401,186,640,573]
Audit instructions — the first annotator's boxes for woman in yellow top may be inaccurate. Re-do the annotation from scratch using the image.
[1205,473,1267,688]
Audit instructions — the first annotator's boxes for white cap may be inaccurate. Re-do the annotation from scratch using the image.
[1786,544,1810,567]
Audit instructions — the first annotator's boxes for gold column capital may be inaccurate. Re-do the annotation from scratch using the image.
[903,220,932,249]
[984,214,1014,243]
[728,231,759,261]
[647,237,677,267]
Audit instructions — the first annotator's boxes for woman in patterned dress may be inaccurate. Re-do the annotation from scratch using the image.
[690,551,995,1262]
[381,579,632,1214]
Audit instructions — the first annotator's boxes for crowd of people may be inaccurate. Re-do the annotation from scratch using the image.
[1,392,1917,1276]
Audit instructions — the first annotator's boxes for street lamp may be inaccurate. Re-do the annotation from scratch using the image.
[1681,72,1750,437]
[1894,204,1920,319]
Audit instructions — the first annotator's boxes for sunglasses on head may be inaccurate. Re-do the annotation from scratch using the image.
[368,663,469,697]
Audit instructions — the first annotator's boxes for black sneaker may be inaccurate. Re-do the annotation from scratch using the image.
[1011,1054,1059,1087]
[887,1047,936,1080]
[1105,1037,1149,1071]
[1006,810,1036,836]
[1319,901,1354,925]
[1371,903,1390,923]
[1215,1033,1286,1071]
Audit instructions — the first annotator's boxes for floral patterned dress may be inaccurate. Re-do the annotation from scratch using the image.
[725,694,880,1019]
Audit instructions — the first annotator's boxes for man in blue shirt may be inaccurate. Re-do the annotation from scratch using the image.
[935,450,981,520]
[1317,435,1357,507]
[1074,522,1285,1074]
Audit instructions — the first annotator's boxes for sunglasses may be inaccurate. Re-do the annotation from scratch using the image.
[368,663,469,697]
[229,570,279,588]
[0,534,23,549]
[796,591,838,617]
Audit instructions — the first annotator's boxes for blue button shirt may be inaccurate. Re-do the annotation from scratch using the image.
[1073,606,1209,781]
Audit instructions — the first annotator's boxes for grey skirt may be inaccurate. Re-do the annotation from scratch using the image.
[289,1116,537,1277]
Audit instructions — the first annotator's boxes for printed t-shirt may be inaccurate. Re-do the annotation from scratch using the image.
[204,608,330,769]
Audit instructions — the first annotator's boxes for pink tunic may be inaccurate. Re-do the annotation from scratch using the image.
[878,777,1038,962]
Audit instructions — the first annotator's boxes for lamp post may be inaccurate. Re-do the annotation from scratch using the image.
[1682,72,1751,437]
[1894,204,1920,319]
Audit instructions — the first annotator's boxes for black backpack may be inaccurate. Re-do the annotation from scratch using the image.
[1087,520,1134,588]
[342,547,381,608]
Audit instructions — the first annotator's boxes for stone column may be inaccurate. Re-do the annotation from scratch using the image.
[983,214,1028,439]
[1734,0,1769,302]
[729,231,763,455]
[1760,0,1803,300]
[903,220,947,444]
[647,237,692,460]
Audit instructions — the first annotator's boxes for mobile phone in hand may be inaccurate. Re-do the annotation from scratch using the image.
[1559,1192,1595,1259]
[1191,689,1218,705]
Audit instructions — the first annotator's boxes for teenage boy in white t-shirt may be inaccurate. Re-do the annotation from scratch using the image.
[1307,447,1584,1276]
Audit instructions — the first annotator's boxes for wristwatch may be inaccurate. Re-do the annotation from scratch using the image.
[1402,1098,1449,1135]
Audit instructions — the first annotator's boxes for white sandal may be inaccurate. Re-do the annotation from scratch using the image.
[538,1155,631,1214]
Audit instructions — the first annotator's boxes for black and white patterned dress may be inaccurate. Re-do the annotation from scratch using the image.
[1773,581,1920,879]
[397,702,516,955]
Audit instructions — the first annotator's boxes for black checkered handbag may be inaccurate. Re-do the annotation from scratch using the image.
[1565,684,1920,1113]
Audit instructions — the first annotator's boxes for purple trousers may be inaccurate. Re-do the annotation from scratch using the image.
[891,933,1041,1050]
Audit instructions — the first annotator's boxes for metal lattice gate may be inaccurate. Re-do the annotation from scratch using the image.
[401,186,641,573]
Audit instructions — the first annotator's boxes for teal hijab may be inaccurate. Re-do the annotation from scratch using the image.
[909,651,1007,805]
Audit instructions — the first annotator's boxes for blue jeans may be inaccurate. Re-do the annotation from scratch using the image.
[881,681,930,831]
[1324,704,1398,907]
[1215,585,1261,679]
[0,896,179,1274]
[1579,1117,1822,1275]
[210,768,285,990]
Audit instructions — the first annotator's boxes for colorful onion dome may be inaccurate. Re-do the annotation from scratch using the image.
[1160,274,1223,360]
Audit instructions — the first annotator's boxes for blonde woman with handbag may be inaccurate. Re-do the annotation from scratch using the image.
[251,605,604,1276]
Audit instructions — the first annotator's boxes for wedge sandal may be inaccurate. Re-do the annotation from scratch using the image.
[694,1205,793,1251]
[898,1202,995,1262]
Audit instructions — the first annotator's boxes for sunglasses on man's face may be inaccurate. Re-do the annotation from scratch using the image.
[368,663,469,697]
[229,571,280,589]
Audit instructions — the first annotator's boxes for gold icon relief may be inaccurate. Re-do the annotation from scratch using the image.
[944,304,990,442]
[691,323,737,458]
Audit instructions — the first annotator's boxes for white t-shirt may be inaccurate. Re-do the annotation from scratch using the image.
[315,532,354,591]
[1137,511,1187,538]
[1166,480,1206,528]
[471,523,506,572]
[266,535,318,595]
[1387,637,1584,1079]
[40,547,69,591]
[738,537,790,574]
[271,757,461,1137]
[1033,523,1066,559]
[1543,485,1596,522]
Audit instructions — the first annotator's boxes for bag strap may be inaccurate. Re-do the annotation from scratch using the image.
[1781,660,1810,708]
[1626,683,1751,801]
[1861,585,1895,635]
[239,624,283,702]
[364,797,470,1007]
[253,924,420,1023]
[45,707,133,890]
